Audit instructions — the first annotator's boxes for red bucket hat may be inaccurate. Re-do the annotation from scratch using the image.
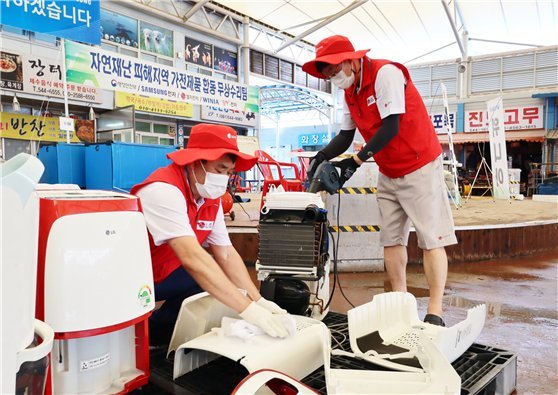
[168,123,257,172]
[302,35,369,79]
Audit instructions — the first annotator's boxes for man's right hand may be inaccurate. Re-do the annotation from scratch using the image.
[307,151,328,181]
[239,301,289,338]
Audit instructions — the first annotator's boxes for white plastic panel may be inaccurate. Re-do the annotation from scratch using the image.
[44,211,154,331]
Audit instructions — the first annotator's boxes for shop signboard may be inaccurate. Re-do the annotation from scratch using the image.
[0,0,101,45]
[140,21,173,58]
[0,50,102,103]
[65,40,257,111]
[487,97,510,199]
[100,8,138,48]
[115,91,193,117]
[184,37,213,68]
[465,105,544,132]
[429,112,456,134]
[213,46,237,75]
[298,133,330,147]
[201,105,257,127]
[0,112,95,143]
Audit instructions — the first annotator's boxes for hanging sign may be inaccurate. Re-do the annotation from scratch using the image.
[0,50,102,103]
[0,0,101,45]
[465,105,543,132]
[298,133,330,147]
[65,40,258,111]
[0,112,82,142]
[429,112,456,134]
[115,92,193,117]
[201,105,257,127]
[487,97,510,200]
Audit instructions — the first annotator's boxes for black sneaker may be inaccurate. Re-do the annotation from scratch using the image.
[424,314,446,327]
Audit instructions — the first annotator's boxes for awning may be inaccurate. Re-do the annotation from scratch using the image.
[546,129,558,139]
[438,130,546,144]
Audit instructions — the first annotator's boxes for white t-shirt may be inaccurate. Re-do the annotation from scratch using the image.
[136,182,232,247]
[340,63,406,130]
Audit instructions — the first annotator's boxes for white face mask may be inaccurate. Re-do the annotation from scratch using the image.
[330,66,355,90]
[193,161,229,199]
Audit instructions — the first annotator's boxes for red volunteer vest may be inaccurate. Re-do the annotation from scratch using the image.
[345,58,441,178]
[131,163,221,283]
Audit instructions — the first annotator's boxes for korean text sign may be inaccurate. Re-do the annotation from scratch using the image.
[65,41,258,111]
[0,112,81,142]
[0,49,101,103]
[487,97,510,200]
[465,105,543,132]
[0,0,101,45]
[115,92,193,118]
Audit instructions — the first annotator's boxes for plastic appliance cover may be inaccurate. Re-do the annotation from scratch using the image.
[169,292,328,381]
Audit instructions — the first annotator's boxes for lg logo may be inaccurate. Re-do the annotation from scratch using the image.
[105,230,116,236]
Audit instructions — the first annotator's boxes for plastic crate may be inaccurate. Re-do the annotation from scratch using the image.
[85,142,176,192]
[37,143,86,187]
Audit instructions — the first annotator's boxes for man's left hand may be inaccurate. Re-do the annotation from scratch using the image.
[334,157,360,187]
[256,297,287,314]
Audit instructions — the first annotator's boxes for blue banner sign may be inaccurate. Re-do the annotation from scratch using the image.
[0,0,101,45]
[299,132,329,147]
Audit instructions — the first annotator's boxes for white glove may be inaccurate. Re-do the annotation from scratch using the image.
[239,302,289,338]
[256,297,288,314]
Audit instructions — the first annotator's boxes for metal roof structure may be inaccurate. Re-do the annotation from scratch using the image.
[259,84,331,119]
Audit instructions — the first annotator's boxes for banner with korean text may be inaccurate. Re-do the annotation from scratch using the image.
[115,92,193,117]
[201,105,258,127]
[0,0,100,45]
[0,113,85,143]
[465,105,543,132]
[487,97,510,200]
[65,41,259,113]
[430,112,456,134]
[0,49,101,103]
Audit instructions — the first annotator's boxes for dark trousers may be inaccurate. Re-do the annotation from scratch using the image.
[149,266,202,346]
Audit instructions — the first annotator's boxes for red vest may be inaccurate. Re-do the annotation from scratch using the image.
[345,58,441,178]
[131,163,221,283]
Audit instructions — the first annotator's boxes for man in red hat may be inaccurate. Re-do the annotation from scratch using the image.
[132,123,290,345]
[303,35,457,326]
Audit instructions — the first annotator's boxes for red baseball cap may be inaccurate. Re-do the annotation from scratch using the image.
[302,35,369,79]
[168,123,257,172]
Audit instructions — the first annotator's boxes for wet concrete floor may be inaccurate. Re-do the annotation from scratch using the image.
[326,252,558,395]
[250,251,557,394]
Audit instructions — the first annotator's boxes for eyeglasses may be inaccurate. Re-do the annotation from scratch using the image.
[321,63,342,79]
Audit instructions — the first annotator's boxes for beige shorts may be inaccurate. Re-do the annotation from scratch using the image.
[377,156,457,250]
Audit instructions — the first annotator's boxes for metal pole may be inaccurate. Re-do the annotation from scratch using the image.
[61,38,70,143]
[275,0,367,53]
[441,0,466,59]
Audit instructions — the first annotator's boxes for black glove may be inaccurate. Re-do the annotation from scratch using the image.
[306,151,328,181]
[334,157,360,187]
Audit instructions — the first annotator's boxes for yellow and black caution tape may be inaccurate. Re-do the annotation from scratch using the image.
[339,187,377,194]
[509,180,520,184]
[329,225,381,232]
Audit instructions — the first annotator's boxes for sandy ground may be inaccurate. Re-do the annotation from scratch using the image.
[226,193,558,228]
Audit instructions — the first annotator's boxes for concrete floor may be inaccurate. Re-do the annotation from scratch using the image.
[325,251,558,395]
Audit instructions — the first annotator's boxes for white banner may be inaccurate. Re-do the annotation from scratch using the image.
[465,105,543,132]
[65,41,259,112]
[201,105,258,127]
[487,97,510,199]
[429,112,456,134]
[0,50,102,103]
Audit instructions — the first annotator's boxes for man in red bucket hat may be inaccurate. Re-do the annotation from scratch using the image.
[303,35,457,326]
[132,123,290,345]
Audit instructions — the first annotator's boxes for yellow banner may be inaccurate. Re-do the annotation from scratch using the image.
[0,113,80,142]
[115,92,193,117]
